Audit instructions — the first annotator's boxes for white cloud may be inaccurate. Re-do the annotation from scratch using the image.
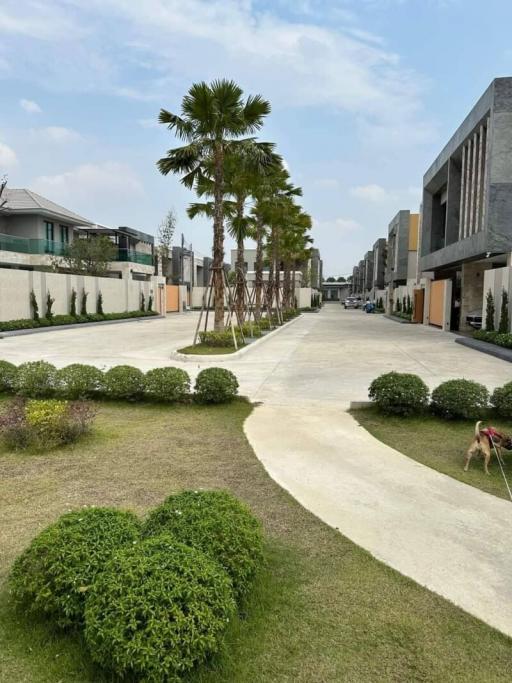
[314,217,362,234]
[32,162,144,217]
[0,141,18,167]
[20,98,41,113]
[350,183,391,202]
[30,126,83,142]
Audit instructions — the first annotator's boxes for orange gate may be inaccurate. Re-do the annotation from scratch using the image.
[166,285,179,312]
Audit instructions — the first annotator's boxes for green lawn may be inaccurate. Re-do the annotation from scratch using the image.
[178,344,242,355]
[352,406,512,501]
[1,399,512,681]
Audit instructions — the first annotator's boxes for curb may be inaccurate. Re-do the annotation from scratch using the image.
[455,336,512,363]
[384,314,415,324]
[0,315,165,338]
[349,400,373,409]
[170,314,303,362]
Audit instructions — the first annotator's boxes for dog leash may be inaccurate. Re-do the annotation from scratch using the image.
[489,435,512,502]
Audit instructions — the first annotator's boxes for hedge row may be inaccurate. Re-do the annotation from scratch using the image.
[0,310,157,333]
[0,360,239,404]
[473,329,512,349]
[198,312,299,349]
[10,490,263,681]
[368,371,511,419]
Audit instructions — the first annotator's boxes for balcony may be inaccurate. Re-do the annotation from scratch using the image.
[0,233,153,266]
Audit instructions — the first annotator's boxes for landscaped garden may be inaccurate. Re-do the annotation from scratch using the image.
[2,365,512,680]
[354,371,512,500]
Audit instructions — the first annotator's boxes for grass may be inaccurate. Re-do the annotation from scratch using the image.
[177,344,242,355]
[1,399,512,682]
[352,406,512,501]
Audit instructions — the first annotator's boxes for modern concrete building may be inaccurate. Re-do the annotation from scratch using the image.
[385,210,419,310]
[0,188,155,279]
[372,238,387,291]
[419,78,512,330]
[363,250,374,296]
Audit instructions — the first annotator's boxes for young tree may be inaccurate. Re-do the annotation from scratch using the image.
[499,288,509,333]
[156,209,176,277]
[485,289,495,331]
[157,79,272,331]
[60,236,117,276]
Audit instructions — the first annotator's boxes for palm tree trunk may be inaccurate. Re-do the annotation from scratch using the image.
[254,216,264,321]
[235,207,245,325]
[292,263,297,308]
[273,227,280,315]
[213,144,225,331]
[283,260,291,309]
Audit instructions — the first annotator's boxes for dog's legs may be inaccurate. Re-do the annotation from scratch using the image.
[483,442,492,475]
[464,442,478,472]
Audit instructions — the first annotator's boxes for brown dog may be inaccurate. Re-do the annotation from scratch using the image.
[464,421,512,475]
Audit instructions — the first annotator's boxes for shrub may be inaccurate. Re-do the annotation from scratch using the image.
[198,330,241,348]
[237,322,262,338]
[52,314,78,326]
[57,364,105,399]
[473,329,499,343]
[140,292,145,312]
[368,372,430,416]
[45,291,55,322]
[485,289,495,331]
[431,379,489,419]
[70,288,77,317]
[84,535,235,681]
[96,292,104,316]
[258,318,271,331]
[0,360,17,392]
[148,294,153,312]
[491,382,512,418]
[0,398,96,450]
[80,289,88,316]
[499,289,510,333]
[14,361,58,398]
[194,367,239,404]
[30,290,39,321]
[9,507,140,627]
[143,490,263,597]
[144,367,190,402]
[104,365,145,400]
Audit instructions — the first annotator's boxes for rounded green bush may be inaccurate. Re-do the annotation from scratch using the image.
[0,360,17,392]
[84,535,235,682]
[431,379,489,419]
[103,365,144,400]
[194,367,239,404]
[57,364,105,399]
[9,507,140,627]
[368,371,429,416]
[144,367,190,402]
[491,382,512,418]
[142,490,263,597]
[14,361,58,398]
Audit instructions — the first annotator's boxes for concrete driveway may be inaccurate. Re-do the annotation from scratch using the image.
[2,305,512,635]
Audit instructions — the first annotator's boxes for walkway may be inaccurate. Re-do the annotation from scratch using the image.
[1,306,512,635]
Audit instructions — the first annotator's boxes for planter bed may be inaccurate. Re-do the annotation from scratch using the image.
[0,312,160,337]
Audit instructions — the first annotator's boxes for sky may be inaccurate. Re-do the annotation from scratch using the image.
[1,0,511,277]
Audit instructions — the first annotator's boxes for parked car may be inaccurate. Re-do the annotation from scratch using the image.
[343,297,360,309]
[466,310,482,329]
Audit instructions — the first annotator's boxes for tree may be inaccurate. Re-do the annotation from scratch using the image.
[337,276,346,283]
[0,175,7,210]
[326,277,336,282]
[156,209,176,277]
[485,289,495,331]
[499,288,509,333]
[60,236,117,276]
[157,79,272,331]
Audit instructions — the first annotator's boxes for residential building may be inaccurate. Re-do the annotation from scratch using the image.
[0,188,155,279]
[419,77,512,331]
[372,238,387,290]
[321,281,350,302]
[363,250,374,296]
[385,210,419,311]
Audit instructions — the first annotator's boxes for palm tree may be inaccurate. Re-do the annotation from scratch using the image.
[157,79,271,331]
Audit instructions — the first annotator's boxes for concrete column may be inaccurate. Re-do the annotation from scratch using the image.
[481,116,491,231]
[469,133,478,236]
[459,144,466,240]
[475,124,485,232]
[463,140,471,238]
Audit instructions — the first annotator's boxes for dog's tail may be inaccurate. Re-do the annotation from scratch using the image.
[475,420,483,438]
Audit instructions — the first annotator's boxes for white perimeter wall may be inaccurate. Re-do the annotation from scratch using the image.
[0,268,166,321]
[483,266,512,331]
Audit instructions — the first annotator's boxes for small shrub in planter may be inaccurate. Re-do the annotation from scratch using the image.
[431,379,489,419]
[143,490,263,597]
[104,365,145,400]
[258,318,271,331]
[368,372,429,416]
[194,367,239,404]
[198,330,242,348]
[0,360,17,392]
[144,367,190,402]
[84,535,235,681]
[57,364,105,399]
[0,398,96,450]
[491,382,512,418]
[494,333,512,349]
[9,507,140,627]
[14,360,58,398]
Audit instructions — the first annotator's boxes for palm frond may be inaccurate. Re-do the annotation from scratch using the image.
[158,109,195,140]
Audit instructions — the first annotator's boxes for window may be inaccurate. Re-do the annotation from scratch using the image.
[44,221,54,241]
[59,225,69,243]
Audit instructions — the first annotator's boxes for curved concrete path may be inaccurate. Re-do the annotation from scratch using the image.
[2,305,512,634]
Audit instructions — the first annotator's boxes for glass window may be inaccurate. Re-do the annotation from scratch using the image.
[44,221,54,241]
[59,225,69,243]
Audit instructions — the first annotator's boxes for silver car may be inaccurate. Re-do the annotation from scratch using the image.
[343,297,360,309]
